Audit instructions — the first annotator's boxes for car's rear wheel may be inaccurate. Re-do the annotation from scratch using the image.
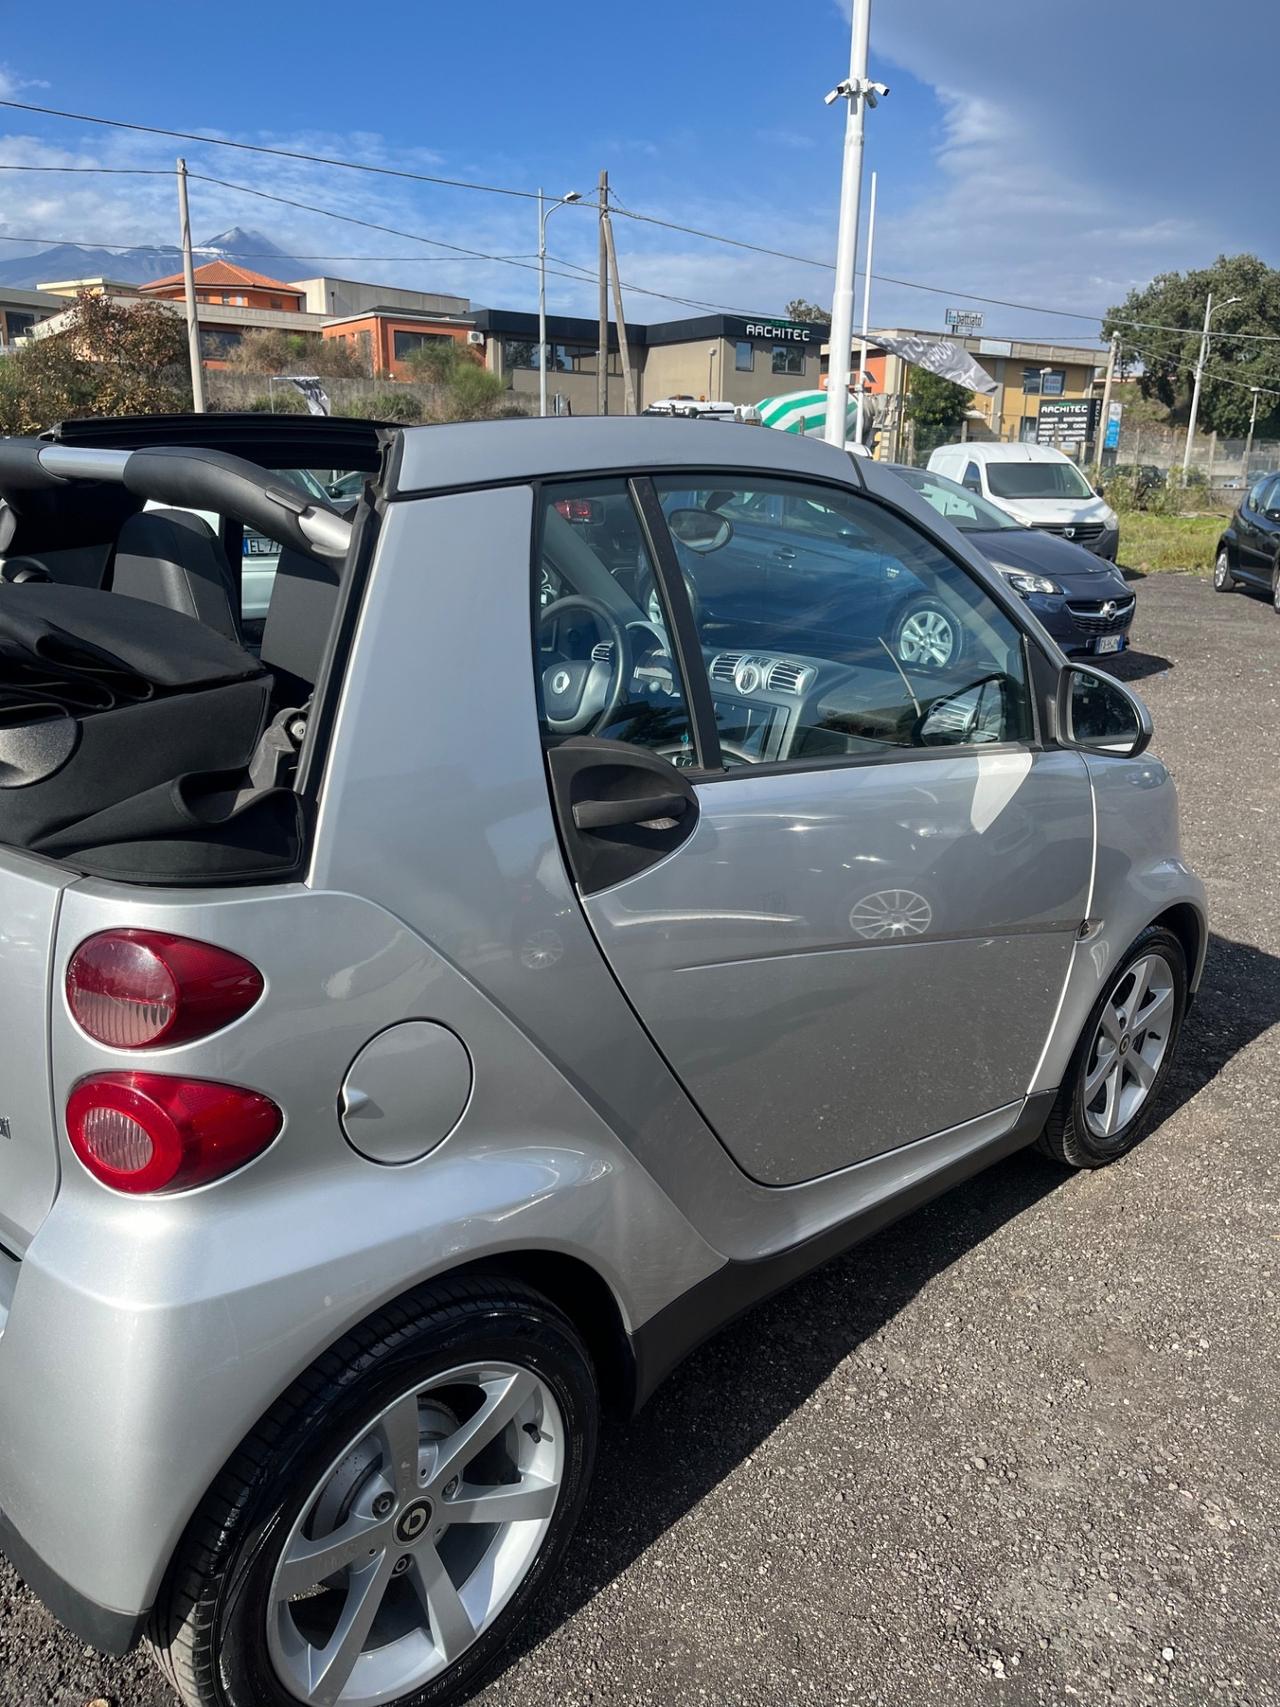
[149,1277,597,1707]
[1213,548,1236,592]
[1272,560,1280,614]
[1037,925,1187,1169]
[894,597,963,670]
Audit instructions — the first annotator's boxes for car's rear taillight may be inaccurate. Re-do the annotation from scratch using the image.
[66,930,264,1048]
[66,1073,282,1194]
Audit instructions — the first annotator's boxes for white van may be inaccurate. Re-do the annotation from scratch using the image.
[927,442,1119,560]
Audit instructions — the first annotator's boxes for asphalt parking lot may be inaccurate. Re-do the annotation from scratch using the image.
[3,569,1278,1707]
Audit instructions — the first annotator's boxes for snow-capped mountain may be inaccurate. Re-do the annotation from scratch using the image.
[0,228,310,290]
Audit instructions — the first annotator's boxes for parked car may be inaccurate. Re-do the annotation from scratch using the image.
[928,442,1120,560]
[1214,470,1280,608]
[0,416,1205,1707]
[888,465,1135,659]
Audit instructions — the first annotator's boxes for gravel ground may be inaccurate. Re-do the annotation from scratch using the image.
[3,570,1278,1707]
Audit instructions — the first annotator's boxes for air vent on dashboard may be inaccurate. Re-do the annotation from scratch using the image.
[766,659,814,695]
[709,652,744,683]
[591,641,614,664]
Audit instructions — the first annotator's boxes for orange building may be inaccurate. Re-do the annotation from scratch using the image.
[138,260,306,313]
[321,309,478,380]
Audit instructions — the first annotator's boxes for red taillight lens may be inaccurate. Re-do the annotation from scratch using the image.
[66,931,264,1049]
[66,1073,282,1194]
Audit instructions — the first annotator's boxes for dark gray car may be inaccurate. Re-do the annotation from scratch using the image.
[0,418,1205,1707]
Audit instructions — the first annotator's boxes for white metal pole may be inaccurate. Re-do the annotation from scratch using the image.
[1093,331,1119,480]
[1243,387,1260,488]
[1182,291,1212,477]
[538,188,548,419]
[854,169,877,449]
[176,158,206,414]
[824,0,872,446]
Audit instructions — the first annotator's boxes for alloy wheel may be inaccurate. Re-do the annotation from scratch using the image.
[1213,550,1232,590]
[266,1363,564,1707]
[1081,953,1175,1141]
[1273,565,1280,612]
[897,606,957,667]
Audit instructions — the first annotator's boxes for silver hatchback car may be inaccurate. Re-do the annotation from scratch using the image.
[0,417,1205,1707]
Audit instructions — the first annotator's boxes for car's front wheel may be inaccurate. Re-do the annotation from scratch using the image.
[1037,924,1187,1169]
[1213,548,1236,592]
[894,597,963,670]
[149,1277,598,1707]
[1272,561,1280,614]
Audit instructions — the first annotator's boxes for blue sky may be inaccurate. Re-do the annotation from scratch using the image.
[0,0,1273,351]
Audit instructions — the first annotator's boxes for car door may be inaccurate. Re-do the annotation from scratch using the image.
[535,472,1095,1187]
[1252,477,1280,582]
[1237,477,1276,581]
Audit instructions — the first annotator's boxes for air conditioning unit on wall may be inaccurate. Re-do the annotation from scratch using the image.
[466,330,485,346]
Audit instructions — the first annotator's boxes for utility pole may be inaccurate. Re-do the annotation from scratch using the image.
[823,0,885,447]
[1183,292,1241,476]
[601,207,637,414]
[854,168,877,449]
[1093,331,1119,480]
[1242,386,1262,489]
[176,158,205,414]
[596,169,609,416]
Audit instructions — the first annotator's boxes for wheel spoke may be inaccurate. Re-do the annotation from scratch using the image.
[1101,1063,1123,1135]
[1138,984,1174,1035]
[442,1475,559,1525]
[1125,958,1151,1027]
[430,1371,537,1491]
[1128,1048,1157,1090]
[1085,1044,1117,1100]
[276,1512,387,1599]
[1099,1003,1125,1048]
[408,1543,476,1663]
[307,1550,397,1706]
[379,1391,425,1502]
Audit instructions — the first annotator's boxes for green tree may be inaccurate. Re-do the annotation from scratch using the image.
[404,340,507,422]
[1102,254,1280,439]
[0,291,190,433]
[905,369,972,461]
[785,299,828,324]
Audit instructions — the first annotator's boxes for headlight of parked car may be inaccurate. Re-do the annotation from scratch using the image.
[996,567,1059,596]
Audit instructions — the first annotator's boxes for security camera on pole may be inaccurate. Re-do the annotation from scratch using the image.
[823,0,888,448]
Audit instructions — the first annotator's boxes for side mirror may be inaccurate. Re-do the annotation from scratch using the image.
[667,508,733,554]
[1267,508,1280,523]
[1057,664,1152,758]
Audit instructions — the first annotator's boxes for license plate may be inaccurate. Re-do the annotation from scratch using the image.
[1095,633,1124,655]
[243,535,278,557]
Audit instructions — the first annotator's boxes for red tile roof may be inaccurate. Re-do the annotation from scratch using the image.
[140,260,303,294]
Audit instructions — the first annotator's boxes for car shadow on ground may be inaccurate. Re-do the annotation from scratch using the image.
[1096,647,1173,683]
[482,932,1279,1696]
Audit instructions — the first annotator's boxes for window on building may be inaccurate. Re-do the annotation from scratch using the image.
[502,337,619,375]
[394,329,451,361]
[772,344,805,376]
[735,340,754,373]
[4,311,35,343]
[198,328,243,361]
[1023,367,1065,397]
[270,297,284,310]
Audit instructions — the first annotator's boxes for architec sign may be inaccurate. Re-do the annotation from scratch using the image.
[735,319,823,344]
[1035,397,1101,447]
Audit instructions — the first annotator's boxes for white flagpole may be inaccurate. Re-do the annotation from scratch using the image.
[854,170,877,448]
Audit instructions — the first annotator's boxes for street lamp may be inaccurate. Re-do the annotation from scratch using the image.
[707,344,718,402]
[1038,367,1057,448]
[538,188,582,418]
[1243,385,1263,489]
[1182,292,1242,475]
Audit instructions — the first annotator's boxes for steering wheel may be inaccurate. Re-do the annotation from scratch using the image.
[539,595,634,736]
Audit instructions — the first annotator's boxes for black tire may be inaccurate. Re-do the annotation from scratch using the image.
[1272,561,1280,614]
[1213,546,1236,592]
[893,596,965,671]
[148,1276,598,1707]
[1037,924,1188,1170]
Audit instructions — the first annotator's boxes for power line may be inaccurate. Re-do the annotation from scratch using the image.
[0,97,548,202]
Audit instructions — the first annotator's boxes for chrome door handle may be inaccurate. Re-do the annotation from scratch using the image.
[773,548,797,563]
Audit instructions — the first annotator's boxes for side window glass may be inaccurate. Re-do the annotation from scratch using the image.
[654,476,1033,766]
[534,481,697,764]
[1248,476,1272,511]
[962,461,982,493]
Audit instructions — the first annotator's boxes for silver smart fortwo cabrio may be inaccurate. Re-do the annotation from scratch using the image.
[0,415,1205,1707]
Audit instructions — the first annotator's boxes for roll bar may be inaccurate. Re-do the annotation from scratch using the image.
[0,438,352,560]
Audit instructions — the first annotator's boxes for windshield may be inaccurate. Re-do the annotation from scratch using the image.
[985,459,1094,501]
[893,467,1022,532]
